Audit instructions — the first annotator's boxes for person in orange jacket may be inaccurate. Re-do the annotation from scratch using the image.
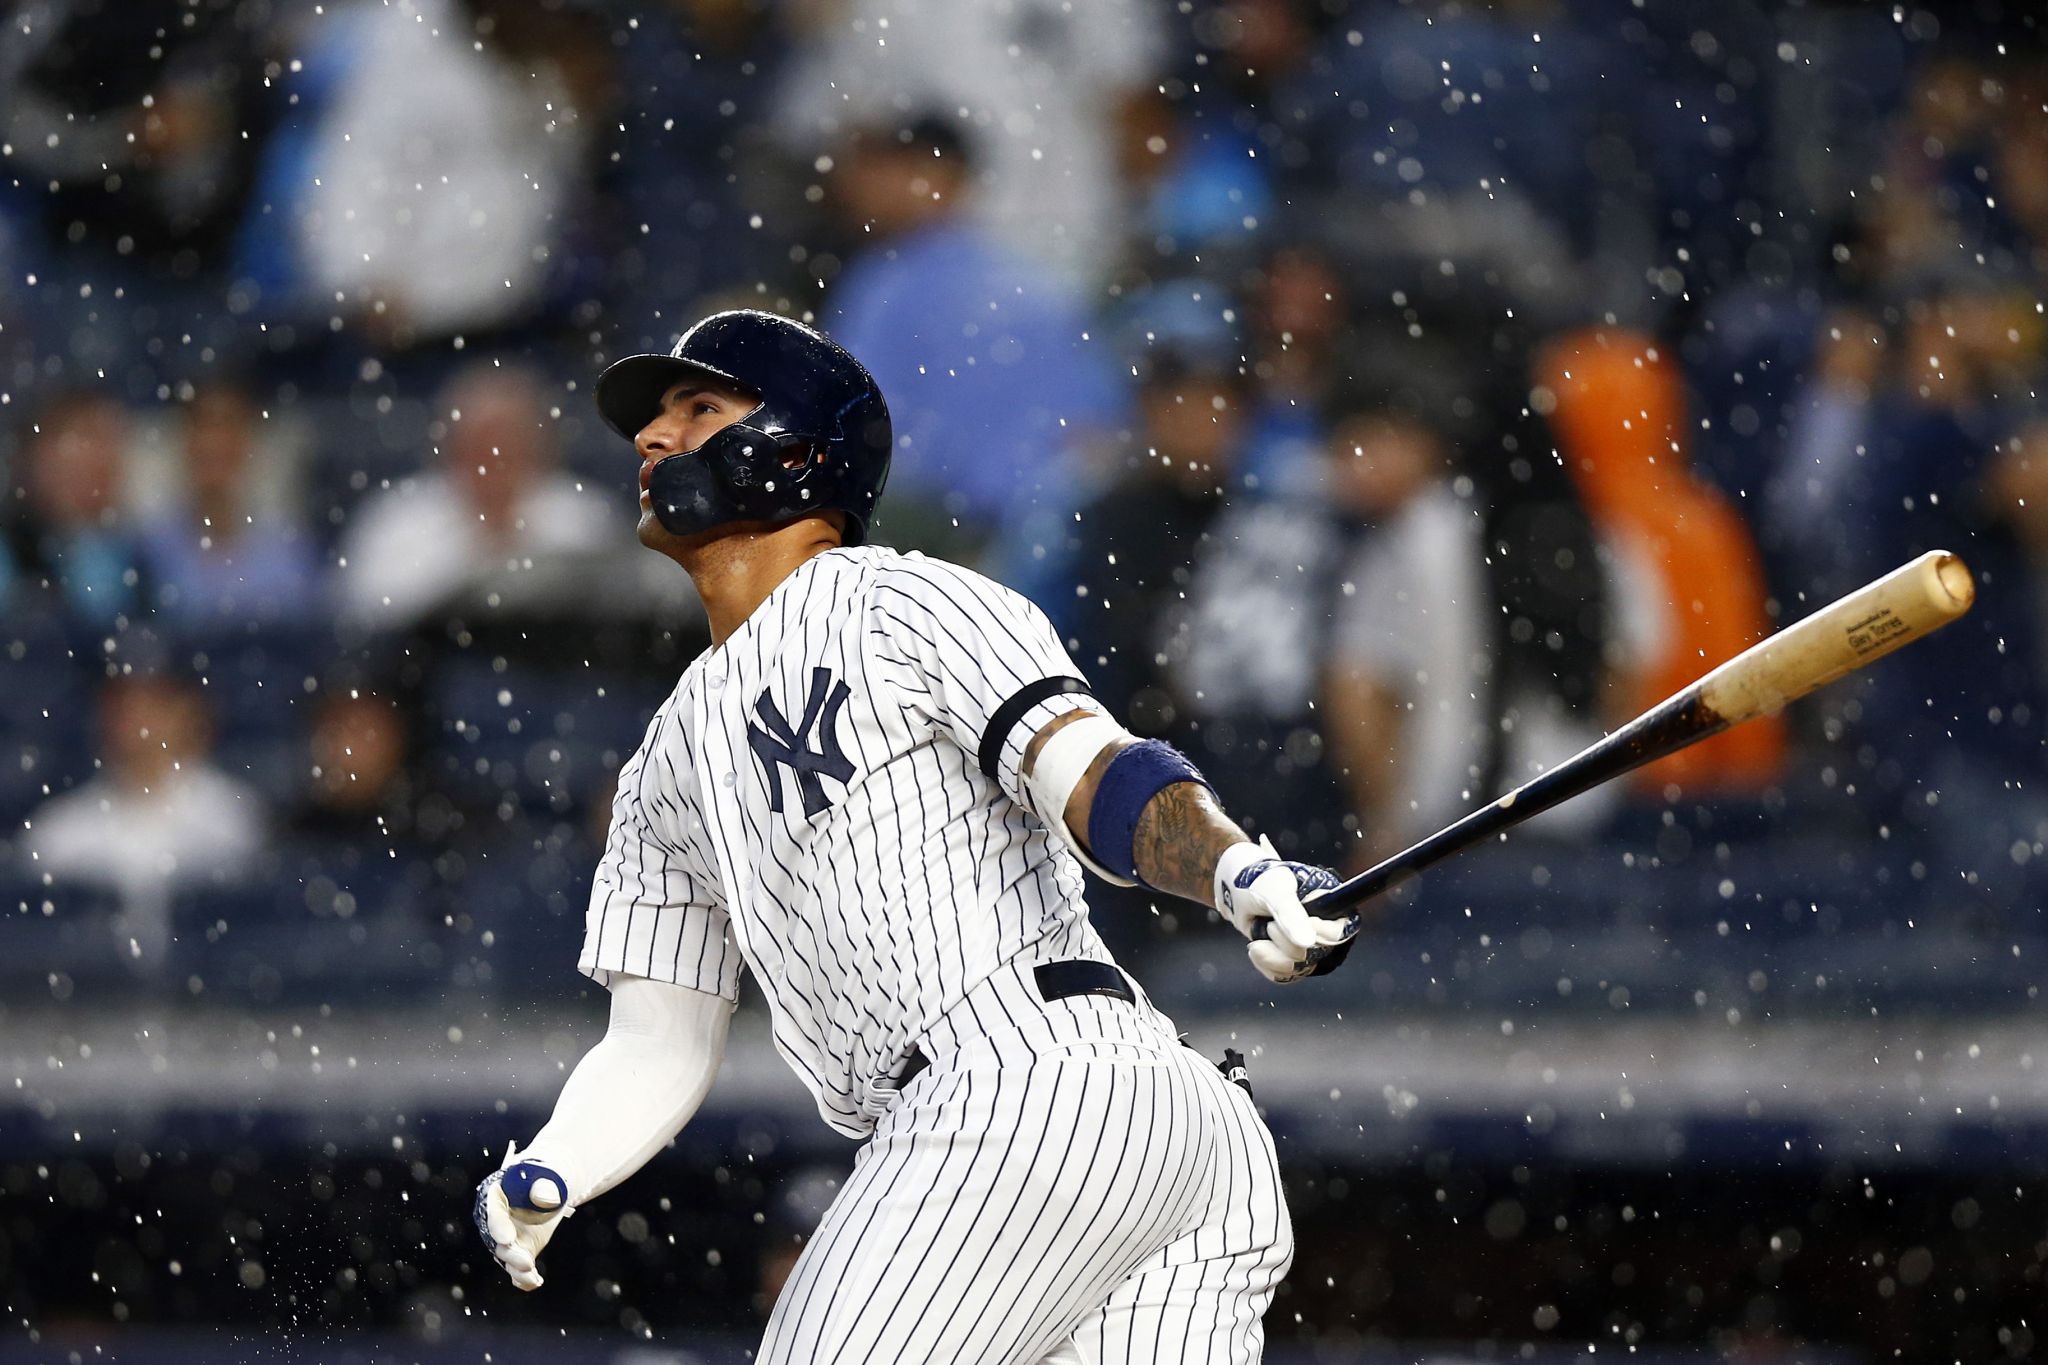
[1539,327,1787,798]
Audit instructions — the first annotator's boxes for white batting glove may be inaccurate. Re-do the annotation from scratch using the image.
[473,1140,572,1290]
[1214,837,1359,984]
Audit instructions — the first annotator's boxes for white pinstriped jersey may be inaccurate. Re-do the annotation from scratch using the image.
[580,546,1116,1137]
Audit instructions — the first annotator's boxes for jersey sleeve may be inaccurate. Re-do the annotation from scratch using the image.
[870,556,1103,816]
[580,713,744,1002]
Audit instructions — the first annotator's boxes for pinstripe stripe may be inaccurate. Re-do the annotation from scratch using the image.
[574,546,1288,1358]
[759,963,1286,1364]
[987,1059,1142,1357]
[775,1065,971,1346]
[927,1043,1105,1354]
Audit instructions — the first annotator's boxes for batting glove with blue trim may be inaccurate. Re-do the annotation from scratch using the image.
[1214,837,1359,984]
[474,1141,572,1290]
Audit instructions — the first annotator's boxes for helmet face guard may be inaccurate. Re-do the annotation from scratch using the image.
[595,311,892,545]
[646,421,836,538]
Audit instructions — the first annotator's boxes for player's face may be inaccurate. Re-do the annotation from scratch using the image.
[633,378,759,547]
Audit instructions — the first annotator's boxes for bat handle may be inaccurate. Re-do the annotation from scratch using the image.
[1240,820,1486,936]
[1242,854,1415,937]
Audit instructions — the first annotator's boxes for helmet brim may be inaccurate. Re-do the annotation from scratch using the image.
[593,352,758,441]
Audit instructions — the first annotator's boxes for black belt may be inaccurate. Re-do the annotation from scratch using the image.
[895,960,1135,1088]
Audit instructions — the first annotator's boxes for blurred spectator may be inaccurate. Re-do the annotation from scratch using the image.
[776,0,1163,283]
[1803,283,2047,847]
[1778,284,2037,562]
[1994,416,2048,584]
[265,0,611,349]
[1164,410,1374,866]
[2,0,274,377]
[1320,405,1481,861]
[2,0,266,263]
[1060,349,1252,734]
[21,671,266,966]
[334,364,618,629]
[135,380,321,624]
[1862,54,2027,290]
[1238,243,1348,495]
[1998,63,2048,282]
[826,115,1126,552]
[295,691,417,842]
[1320,399,1638,864]
[988,274,1236,599]
[1322,295,1624,799]
[1111,83,1274,269]
[1542,326,1787,800]
[1112,0,1320,272]
[4,390,149,634]
[1763,310,1888,596]
[1793,50,2048,529]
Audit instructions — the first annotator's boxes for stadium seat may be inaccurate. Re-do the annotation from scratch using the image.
[166,837,445,1006]
[444,826,597,1005]
[0,873,130,999]
[0,608,100,826]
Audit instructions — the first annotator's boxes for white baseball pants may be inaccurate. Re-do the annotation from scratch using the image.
[757,959,1293,1364]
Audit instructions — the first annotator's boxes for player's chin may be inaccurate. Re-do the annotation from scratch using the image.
[636,507,685,552]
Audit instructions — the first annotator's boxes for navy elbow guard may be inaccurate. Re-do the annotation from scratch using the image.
[1086,740,1212,887]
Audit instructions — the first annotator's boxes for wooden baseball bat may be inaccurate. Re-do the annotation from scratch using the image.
[1309,550,1977,918]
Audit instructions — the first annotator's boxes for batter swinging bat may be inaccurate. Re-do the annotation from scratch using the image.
[1310,549,1977,918]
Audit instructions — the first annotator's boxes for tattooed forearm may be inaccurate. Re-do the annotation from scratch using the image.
[1129,780,1248,907]
[1023,714,1249,907]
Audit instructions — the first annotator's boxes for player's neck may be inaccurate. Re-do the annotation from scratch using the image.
[679,516,846,645]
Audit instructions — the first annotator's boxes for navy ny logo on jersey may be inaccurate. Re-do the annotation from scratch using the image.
[748,667,855,817]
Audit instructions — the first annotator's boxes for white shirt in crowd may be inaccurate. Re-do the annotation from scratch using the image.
[335,472,619,628]
[296,0,589,338]
[774,0,1162,283]
[24,766,266,965]
[1334,487,1662,841]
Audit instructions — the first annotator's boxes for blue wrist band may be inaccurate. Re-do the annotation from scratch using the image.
[1087,740,1211,886]
[501,1161,567,1211]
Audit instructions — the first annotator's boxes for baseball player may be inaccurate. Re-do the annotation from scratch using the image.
[473,310,1360,1362]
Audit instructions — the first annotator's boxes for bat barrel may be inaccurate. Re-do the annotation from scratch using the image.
[1692,549,1974,726]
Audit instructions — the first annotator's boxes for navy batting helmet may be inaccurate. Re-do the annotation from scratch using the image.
[594,310,893,544]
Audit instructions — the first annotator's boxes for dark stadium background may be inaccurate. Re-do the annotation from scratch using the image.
[3,0,2045,1361]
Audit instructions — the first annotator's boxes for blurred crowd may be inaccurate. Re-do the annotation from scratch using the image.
[3,0,2045,1004]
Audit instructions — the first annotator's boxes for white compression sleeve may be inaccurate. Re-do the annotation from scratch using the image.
[517,975,732,1207]
[1024,711,1139,887]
